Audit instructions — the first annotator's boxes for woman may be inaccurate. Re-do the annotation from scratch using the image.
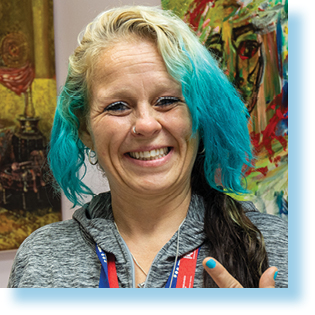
[8,6,287,288]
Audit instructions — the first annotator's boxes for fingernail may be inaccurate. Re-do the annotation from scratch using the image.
[274,271,278,280]
[206,259,216,269]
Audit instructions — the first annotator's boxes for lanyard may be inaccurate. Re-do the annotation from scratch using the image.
[165,247,200,288]
[96,244,119,288]
[95,244,200,288]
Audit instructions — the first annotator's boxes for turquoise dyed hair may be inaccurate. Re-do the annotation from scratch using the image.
[177,44,252,194]
[49,79,93,205]
[48,6,253,206]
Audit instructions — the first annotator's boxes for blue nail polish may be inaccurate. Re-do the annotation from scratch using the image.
[274,271,278,280]
[206,259,216,269]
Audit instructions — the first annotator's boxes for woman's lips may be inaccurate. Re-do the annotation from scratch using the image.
[128,147,171,161]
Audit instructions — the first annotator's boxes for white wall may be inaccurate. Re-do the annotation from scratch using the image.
[0,0,161,288]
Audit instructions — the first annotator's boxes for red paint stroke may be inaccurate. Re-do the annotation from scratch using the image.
[248,91,288,176]
[261,92,288,161]
[245,166,268,177]
[187,0,215,31]
[0,61,34,96]
[250,132,260,152]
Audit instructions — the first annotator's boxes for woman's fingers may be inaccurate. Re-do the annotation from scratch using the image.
[203,257,278,288]
[202,257,243,288]
[259,266,278,288]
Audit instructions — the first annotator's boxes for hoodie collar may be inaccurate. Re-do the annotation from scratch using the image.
[73,192,206,258]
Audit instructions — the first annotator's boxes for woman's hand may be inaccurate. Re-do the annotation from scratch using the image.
[202,257,278,288]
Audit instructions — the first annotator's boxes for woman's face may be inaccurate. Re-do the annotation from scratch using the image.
[80,39,198,196]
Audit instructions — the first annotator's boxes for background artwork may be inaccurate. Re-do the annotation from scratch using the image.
[0,0,61,251]
[162,0,288,219]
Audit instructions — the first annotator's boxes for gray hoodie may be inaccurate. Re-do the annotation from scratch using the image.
[8,192,288,288]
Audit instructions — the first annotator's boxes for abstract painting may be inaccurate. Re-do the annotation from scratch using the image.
[0,0,61,250]
[162,0,288,219]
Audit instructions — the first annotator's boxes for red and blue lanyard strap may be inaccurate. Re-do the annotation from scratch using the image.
[95,244,200,288]
[96,244,119,288]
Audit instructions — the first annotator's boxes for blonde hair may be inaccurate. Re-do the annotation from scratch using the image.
[68,6,196,98]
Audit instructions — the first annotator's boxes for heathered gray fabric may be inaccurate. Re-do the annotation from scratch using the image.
[8,192,288,288]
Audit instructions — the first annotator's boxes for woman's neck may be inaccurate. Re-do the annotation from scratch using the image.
[110,184,191,240]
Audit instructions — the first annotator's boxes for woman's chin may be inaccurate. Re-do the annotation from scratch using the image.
[130,180,173,195]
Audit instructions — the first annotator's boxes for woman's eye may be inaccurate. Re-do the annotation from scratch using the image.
[156,96,182,108]
[104,101,129,112]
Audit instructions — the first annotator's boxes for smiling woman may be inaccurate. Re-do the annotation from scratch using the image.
[80,39,198,196]
[7,6,288,288]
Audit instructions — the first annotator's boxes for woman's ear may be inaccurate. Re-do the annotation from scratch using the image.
[78,118,94,149]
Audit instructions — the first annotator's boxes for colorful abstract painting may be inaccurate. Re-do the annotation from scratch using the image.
[0,0,61,250]
[162,0,288,219]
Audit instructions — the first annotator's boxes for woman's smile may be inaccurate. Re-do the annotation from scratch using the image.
[124,147,174,170]
[127,147,171,161]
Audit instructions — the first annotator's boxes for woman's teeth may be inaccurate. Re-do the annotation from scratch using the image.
[129,148,169,160]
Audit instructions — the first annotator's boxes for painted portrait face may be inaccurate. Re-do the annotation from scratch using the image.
[204,5,264,114]
[178,0,264,115]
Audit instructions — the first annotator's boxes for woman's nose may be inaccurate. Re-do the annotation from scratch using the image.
[132,106,162,137]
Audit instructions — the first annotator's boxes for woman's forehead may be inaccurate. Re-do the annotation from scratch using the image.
[87,37,157,83]
[89,40,181,95]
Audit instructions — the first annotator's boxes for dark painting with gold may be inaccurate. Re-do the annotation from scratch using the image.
[0,0,61,251]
